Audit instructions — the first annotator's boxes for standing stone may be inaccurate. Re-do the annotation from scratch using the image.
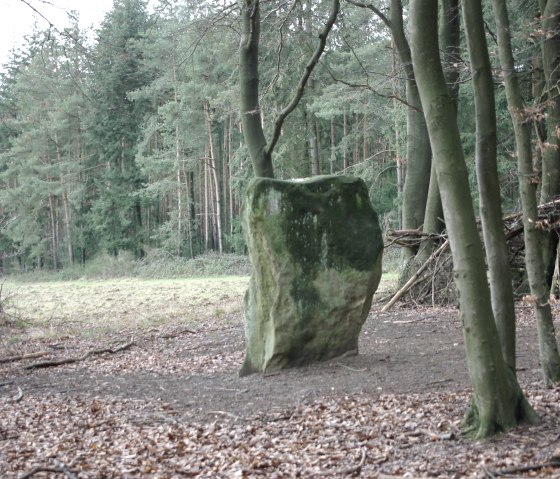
[240,175,383,376]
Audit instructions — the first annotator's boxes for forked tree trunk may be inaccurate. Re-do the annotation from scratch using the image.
[410,0,538,438]
[462,0,516,372]
[492,0,560,384]
[239,0,273,178]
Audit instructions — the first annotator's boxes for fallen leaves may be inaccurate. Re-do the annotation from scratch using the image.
[1,287,560,478]
[1,386,560,478]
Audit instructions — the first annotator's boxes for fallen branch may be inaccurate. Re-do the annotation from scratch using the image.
[12,386,23,403]
[487,460,560,477]
[312,448,366,477]
[162,328,197,339]
[23,341,135,370]
[336,362,367,372]
[19,467,64,479]
[19,461,78,479]
[381,240,449,312]
[0,351,49,364]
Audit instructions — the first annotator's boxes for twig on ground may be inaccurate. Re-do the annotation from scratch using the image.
[54,460,78,479]
[19,467,64,479]
[23,341,135,370]
[162,328,197,339]
[18,460,78,479]
[0,351,49,364]
[336,362,367,372]
[487,459,560,477]
[208,410,240,420]
[0,380,15,387]
[12,386,23,402]
[312,448,366,477]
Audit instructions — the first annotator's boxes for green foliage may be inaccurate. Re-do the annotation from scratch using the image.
[0,0,547,273]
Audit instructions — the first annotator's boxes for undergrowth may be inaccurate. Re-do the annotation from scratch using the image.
[3,251,251,282]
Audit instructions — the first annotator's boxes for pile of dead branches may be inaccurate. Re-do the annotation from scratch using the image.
[383,198,560,309]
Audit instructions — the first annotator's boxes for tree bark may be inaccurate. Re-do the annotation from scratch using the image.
[540,0,560,203]
[239,0,273,178]
[462,0,517,372]
[391,0,432,260]
[239,0,339,177]
[492,0,560,384]
[410,0,538,438]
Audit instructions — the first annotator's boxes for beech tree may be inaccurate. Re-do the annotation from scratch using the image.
[409,0,537,438]
[462,0,516,372]
[239,0,340,177]
[491,0,560,384]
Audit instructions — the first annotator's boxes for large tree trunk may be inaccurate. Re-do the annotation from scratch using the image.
[492,0,560,384]
[462,0,516,372]
[409,0,537,438]
[391,0,432,260]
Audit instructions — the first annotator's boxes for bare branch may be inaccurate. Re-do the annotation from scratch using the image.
[266,0,341,156]
[345,0,392,29]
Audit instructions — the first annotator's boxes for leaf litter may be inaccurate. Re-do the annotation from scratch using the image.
[0,278,560,478]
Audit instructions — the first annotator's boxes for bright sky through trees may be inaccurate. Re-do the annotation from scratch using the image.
[0,0,113,67]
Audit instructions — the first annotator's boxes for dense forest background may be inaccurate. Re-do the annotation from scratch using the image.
[0,0,545,272]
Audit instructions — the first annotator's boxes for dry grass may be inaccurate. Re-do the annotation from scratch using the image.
[0,272,399,345]
[1,277,249,341]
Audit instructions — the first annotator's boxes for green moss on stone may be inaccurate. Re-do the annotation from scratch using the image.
[241,175,383,375]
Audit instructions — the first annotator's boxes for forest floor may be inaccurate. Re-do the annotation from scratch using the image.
[1,276,560,478]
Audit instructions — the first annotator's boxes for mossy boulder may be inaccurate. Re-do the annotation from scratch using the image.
[240,175,383,376]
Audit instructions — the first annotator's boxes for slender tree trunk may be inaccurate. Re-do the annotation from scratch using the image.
[48,190,58,269]
[462,0,516,372]
[492,0,560,384]
[173,58,183,257]
[540,0,560,203]
[330,117,336,174]
[203,150,209,251]
[310,119,321,176]
[61,190,73,266]
[410,0,538,438]
[539,1,560,296]
[415,165,444,263]
[415,1,459,265]
[343,109,348,170]
[183,165,195,259]
[204,100,224,253]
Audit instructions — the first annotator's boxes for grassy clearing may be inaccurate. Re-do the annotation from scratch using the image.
[1,269,398,343]
[1,277,249,341]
